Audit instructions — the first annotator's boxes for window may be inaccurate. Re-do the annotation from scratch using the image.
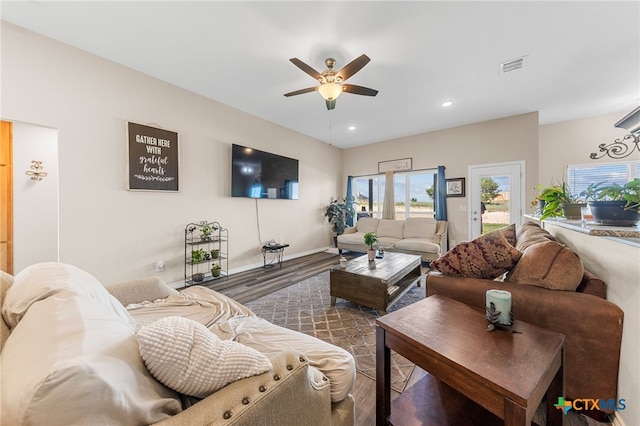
[567,161,639,196]
[353,170,436,220]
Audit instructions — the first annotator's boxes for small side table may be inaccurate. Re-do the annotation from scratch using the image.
[262,243,289,268]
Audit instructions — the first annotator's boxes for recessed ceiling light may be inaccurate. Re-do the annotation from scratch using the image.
[348,126,356,131]
[441,100,454,107]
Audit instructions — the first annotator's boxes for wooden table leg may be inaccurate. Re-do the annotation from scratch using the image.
[376,326,391,425]
[546,357,565,426]
[504,398,527,425]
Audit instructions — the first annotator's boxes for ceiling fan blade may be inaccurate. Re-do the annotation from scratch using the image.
[284,86,318,97]
[342,84,378,97]
[289,58,323,81]
[326,99,336,110]
[336,54,371,81]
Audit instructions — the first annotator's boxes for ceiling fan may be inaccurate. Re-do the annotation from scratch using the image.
[284,54,379,110]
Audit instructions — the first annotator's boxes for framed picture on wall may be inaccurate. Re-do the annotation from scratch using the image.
[127,122,179,191]
[446,178,465,197]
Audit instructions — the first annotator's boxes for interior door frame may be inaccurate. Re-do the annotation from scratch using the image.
[468,161,525,240]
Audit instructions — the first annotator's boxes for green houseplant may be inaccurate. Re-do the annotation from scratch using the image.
[211,248,220,259]
[539,182,585,220]
[191,248,205,282]
[211,263,221,278]
[201,224,213,241]
[363,232,378,261]
[583,178,640,226]
[325,196,356,246]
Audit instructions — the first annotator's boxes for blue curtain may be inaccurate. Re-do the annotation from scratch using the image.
[435,166,447,221]
[346,175,354,227]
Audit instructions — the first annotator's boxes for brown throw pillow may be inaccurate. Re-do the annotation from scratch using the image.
[499,224,517,246]
[431,231,522,279]
[505,241,584,291]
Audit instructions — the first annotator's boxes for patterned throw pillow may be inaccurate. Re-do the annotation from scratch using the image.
[499,224,517,247]
[137,316,272,398]
[431,230,522,279]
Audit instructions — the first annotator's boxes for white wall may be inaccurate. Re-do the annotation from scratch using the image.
[538,111,638,185]
[1,22,343,285]
[342,112,539,245]
[12,122,59,271]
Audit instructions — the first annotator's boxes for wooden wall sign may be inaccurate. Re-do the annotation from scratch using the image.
[378,158,412,173]
[127,122,179,191]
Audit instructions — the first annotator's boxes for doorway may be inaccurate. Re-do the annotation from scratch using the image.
[1,121,13,274]
[468,161,524,240]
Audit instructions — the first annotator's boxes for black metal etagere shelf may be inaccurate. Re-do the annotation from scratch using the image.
[184,220,228,286]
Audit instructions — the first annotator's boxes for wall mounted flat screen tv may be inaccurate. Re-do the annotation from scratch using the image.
[231,144,299,200]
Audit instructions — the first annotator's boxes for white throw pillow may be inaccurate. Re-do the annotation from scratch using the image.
[2,262,133,328]
[377,219,405,239]
[403,217,437,239]
[137,316,273,398]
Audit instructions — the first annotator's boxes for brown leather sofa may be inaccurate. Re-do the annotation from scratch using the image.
[426,222,623,412]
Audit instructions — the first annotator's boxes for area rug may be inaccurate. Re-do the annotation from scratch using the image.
[244,271,426,393]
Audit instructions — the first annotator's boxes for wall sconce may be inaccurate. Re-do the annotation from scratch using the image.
[25,160,48,181]
[590,106,640,160]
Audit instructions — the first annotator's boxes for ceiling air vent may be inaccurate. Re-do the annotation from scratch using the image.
[500,56,526,74]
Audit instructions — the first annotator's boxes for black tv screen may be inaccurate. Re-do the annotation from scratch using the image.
[231,144,299,200]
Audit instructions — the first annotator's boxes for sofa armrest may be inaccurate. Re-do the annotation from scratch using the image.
[106,276,179,307]
[433,221,448,254]
[342,227,357,235]
[426,272,623,406]
[154,349,333,426]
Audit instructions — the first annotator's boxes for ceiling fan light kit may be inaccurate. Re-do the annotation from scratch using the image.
[318,82,342,101]
[285,54,378,110]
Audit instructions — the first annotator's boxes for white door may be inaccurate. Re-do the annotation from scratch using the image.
[468,162,524,240]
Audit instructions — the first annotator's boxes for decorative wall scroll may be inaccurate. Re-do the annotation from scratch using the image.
[445,177,466,197]
[127,122,179,191]
[378,158,412,173]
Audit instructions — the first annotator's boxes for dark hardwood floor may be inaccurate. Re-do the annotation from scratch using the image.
[199,250,358,304]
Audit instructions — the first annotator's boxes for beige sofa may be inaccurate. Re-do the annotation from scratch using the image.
[1,263,355,426]
[337,217,447,261]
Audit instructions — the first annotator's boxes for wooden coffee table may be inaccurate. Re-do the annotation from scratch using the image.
[376,295,565,426]
[330,252,421,315]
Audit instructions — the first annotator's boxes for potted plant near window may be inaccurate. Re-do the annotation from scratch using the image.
[583,179,640,226]
[363,232,378,262]
[531,184,545,215]
[324,196,356,247]
[539,182,586,220]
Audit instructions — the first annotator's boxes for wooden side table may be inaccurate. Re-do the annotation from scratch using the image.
[262,243,289,268]
[376,295,565,426]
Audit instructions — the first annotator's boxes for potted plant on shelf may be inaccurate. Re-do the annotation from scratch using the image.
[211,263,221,278]
[191,248,205,282]
[363,232,378,262]
[211,248,220,259]
[539,182,586,220]
[201,224,213,242]
[582,178,640,226]
[324,196,356,247]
